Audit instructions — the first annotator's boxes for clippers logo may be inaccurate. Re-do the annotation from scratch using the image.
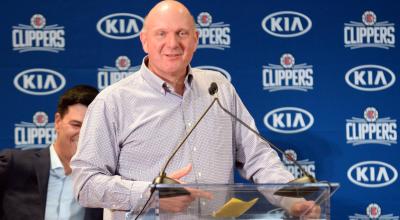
[97,13,143,40]
[344,11,395,49]
[349,203,399,220]
[262,11,312,38]
[348,161,398,188]
[14,112,56,149]
[12,14,65,53]
[345,65,395,91]
[264,107,314,134]
[194,65,231,81]
[196,12,231,50]
[346,107,397,146]
[14,68,66,95]
[262,53,313,92]
[98,56,139,90]
[283,149,316,179]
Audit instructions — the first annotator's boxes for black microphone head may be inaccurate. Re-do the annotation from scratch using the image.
[209,82,218,95]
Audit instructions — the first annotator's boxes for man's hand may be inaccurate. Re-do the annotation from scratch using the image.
[168,163,193,182]
[159,164,213,213]
[290,200,321,219]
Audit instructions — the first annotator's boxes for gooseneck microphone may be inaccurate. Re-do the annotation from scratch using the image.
[135,83,220,220]
[208,82,317,197]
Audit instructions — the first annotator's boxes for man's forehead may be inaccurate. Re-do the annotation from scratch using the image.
[62,113,85,123]
[61,104,87,118]
[145,17,195,32]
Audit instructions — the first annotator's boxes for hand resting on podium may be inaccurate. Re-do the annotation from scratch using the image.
[159,164,213,213]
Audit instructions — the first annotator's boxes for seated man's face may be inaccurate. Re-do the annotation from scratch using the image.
[54,104,87,163]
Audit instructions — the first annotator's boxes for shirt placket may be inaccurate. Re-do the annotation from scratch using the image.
[181,89,200,183]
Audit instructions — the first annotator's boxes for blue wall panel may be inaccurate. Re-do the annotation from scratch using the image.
[1,1,399,219]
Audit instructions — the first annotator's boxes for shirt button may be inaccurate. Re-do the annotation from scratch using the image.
[187,122,192,127]
[198,172,202,177]
[193,147,196,152]
[202,201,207,206]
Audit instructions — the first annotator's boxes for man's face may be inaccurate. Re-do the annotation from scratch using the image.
[140,7,198,80]
[54,103,87,163]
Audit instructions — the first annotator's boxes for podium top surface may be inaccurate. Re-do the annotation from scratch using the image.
[152,182,340,190]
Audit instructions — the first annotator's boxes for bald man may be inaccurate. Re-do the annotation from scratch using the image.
[71,1,320,219]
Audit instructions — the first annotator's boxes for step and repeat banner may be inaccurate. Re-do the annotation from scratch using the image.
[1,0,399,219]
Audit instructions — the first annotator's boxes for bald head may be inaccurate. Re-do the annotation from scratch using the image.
[142,0,196,32]
[139,0,199,93]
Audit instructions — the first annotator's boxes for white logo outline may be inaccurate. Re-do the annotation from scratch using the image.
[14,68,66,95]
[264,107,314,134]
[347,161,398,188]
[261,11,312,38]
[96,13,144,40]
[345,64,396,91]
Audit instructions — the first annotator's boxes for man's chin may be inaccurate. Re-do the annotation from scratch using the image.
[163,65,188,75]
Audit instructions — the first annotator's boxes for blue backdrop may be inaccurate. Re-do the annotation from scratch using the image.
[1,0,399,219]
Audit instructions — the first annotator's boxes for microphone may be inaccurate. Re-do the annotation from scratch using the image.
[209,82,318,197]
[152,83,219,198]
[209,82,218,95]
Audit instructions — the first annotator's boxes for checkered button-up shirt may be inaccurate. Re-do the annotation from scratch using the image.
[71,58,293,219]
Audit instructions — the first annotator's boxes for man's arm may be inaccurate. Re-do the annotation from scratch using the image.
[227,87,321,217]
[224,85,295,207]
[71,98,149,211]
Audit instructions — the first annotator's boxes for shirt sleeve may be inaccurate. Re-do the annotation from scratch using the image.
[228,85,295,207]
[71,98,150,211]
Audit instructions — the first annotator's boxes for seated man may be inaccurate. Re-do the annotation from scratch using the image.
[0,85,103,220]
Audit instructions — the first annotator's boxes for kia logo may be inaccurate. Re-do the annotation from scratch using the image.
[262,11,312,38]
[14,68,66,96]
[97,13,144,40]
[345,64,396,91]
[347,161,398,188]
[264,107,314,134]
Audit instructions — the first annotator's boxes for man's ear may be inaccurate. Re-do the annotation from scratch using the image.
[140,31,149,53]
[193,30,199,52]
[54,112,62,131]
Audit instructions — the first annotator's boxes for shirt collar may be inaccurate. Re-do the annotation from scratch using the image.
[140,56,193,95]
[49,144,64,170]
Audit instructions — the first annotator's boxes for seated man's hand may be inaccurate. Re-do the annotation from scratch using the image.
[159,164,213,213]
[290,200,321,219]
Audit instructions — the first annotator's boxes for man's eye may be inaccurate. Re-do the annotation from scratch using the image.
[71,123,81,128]
[156,32,165,37]
[179,31,188,37]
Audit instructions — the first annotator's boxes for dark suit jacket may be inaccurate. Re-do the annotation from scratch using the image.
[0,147,103,220]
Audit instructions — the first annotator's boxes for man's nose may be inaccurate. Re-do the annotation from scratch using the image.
[166,34,179,48]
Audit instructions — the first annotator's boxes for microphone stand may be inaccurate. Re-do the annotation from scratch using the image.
[134,87,219,220]
[152,98,218,197]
